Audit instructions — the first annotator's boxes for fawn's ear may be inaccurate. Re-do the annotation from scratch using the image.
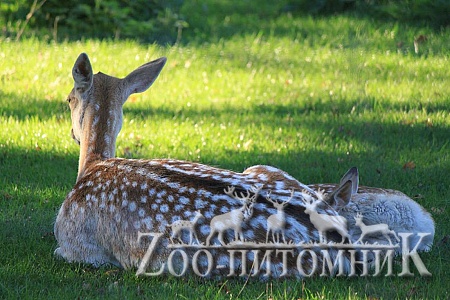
[339,166,359,194]
[325,180,353,210]
[122,57,167,101]
[72,53,93,94]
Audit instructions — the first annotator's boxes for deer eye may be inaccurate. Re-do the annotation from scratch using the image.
[66,97,71,104]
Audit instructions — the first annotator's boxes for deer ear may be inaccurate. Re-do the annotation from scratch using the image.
[123,57,167,101]
[72,53,93,94]
[325,180,353,210]
[339,167,359,194]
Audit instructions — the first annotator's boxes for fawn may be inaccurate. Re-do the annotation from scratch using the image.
[168,210,204,245]
[54,53,435,277]
[308,167,435,252]
[301,189,351,244]
[353,212,400,246]
[265,190,293,244]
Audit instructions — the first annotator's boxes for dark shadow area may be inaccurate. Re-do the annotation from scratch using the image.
[1,131,447,216]
[1,88,448,194]
[0,145,78,195]
[2,1,449,45]
[0,90,68,122]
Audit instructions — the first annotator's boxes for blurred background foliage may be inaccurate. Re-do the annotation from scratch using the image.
[1,0,449,43]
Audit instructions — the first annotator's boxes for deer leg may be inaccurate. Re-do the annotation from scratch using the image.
[205,230,215,246]
[188,230,193,245]
[391,230,400,242]
[169,230,176,244]
[193,231,200,245]
[237,229,244,242]
[338,230,349,243]
[356,233,365,244]
[281,231,286,244]
[319,231,326,244]
[383,233,393,245]
[218,231,226,245]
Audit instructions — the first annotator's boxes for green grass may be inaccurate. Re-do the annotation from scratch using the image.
[1,13,449,299]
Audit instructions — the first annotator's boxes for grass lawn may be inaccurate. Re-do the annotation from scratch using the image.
[1,13,449,299]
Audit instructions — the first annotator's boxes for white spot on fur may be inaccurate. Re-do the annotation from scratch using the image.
[129,201,137,212]
[160,204,169,213]
[212,175,222,181]
[200,224,210,236]
[151,203,158,210]
[211,195,222,202]
[258,173,268,181]
[99,200,106,209]
[114,213,121,223]
[133,220,141,229]
[167,182,180,189]
[174,204,184,211]
[142,217,152,229]
[275,181,285,190]
[141,182,148,190]
[179,196,189,205]
[138,208,146,217]
[194,198,207,209]
[140,196,147,203]
[157,190,167,198]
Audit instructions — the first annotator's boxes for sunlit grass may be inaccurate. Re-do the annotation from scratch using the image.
[1,14,449,299]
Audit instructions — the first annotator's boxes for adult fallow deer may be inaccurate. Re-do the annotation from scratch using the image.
[54,53,435,278]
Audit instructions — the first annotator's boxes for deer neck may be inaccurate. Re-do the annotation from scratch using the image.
[193,215,201,224]
[77,99,122,182]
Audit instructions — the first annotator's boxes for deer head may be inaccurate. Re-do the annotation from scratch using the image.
[68,53,166,181]
[266,189,294,209]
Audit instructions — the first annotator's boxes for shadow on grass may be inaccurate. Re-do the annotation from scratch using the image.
[0,90,68,122]
[1,88,448,190]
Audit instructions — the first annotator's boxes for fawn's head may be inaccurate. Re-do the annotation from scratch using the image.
[354,212,363,223]
[67,53,166,181]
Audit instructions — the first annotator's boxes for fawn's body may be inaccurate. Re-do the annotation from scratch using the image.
[54,53,435,277]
